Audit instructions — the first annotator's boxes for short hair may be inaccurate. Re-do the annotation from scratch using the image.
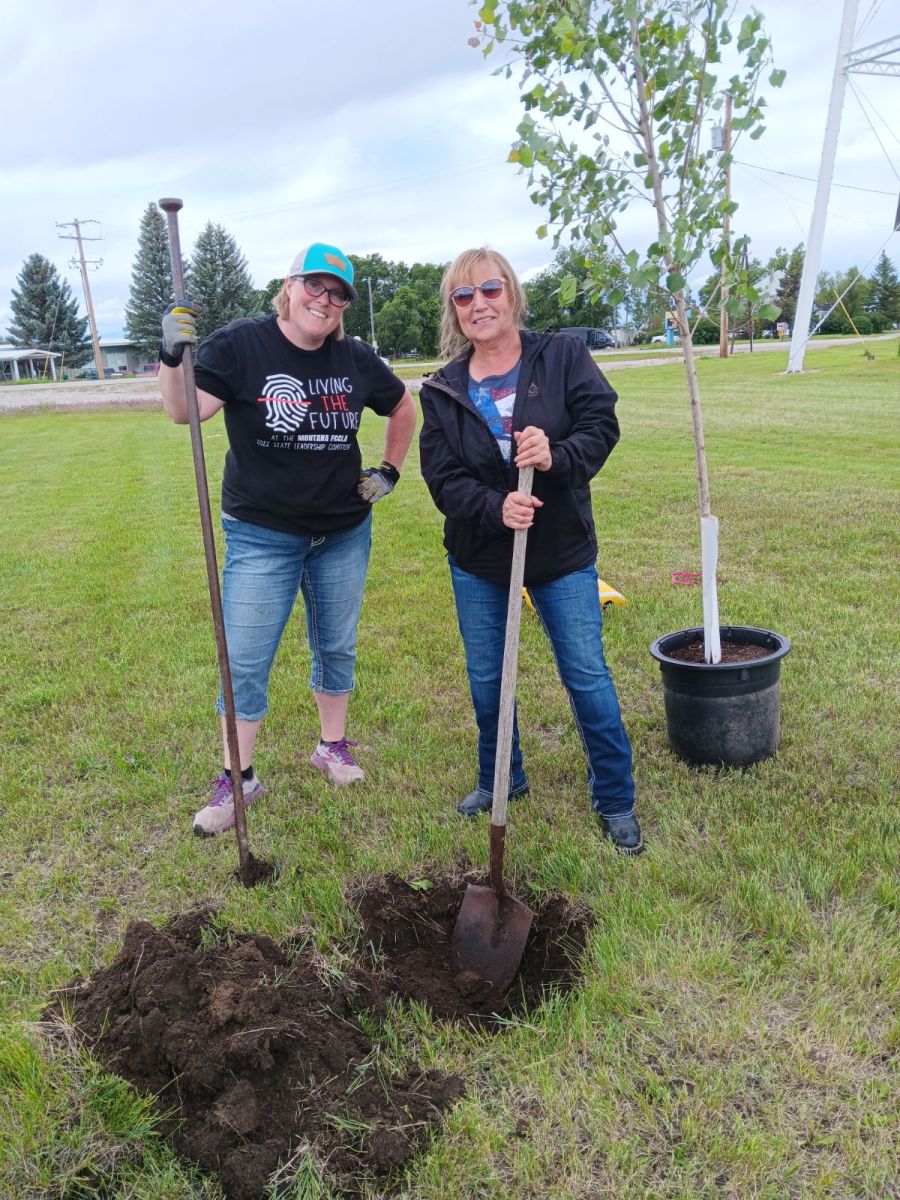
[272,278,345,341]
[439,248,528,359]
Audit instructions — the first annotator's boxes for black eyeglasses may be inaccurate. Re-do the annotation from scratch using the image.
[294,276,352,308]
[449,278,505,308]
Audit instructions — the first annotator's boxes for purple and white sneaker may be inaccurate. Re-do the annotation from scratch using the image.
[193,771,264,837]
[309,738,365,786]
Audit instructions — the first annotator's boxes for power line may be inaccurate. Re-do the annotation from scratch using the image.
[848,77,900,180]
[856,0,885,40]
[733,159,894,195]
[228,157,506,224]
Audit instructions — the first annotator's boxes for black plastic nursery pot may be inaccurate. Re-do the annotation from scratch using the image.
[649,626,791,767]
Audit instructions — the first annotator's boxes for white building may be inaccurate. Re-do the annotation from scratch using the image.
[0,345,62,382]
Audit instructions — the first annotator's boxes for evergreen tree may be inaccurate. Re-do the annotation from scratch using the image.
[868,251,900,324]
[7,253,90,366]
[124,203,176,356]
[775,244,805,330]
[189,222,258,340]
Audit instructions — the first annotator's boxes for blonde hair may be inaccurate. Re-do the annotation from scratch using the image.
[439,248,527,360]
[272,278,345,341]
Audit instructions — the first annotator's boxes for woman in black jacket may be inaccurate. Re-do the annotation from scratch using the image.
[419,248,642,854]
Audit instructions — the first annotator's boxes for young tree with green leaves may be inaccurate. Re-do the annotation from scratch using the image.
[472,0,784,660]
[189,222,258,341]
[7,253,90,367]
[124,203,176,356]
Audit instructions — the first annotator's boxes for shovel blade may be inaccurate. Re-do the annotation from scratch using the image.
[451,883,534,996]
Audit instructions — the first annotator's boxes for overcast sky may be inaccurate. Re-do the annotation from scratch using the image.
[2,0,897,339]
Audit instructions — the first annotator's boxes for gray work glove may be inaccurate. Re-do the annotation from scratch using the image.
[357,461,400,504]
[160,300,199,367]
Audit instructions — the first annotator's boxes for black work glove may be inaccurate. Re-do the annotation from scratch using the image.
[159,299,199,367]
[357,461,400,504]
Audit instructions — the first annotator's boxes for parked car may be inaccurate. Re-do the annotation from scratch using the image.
[80,366,120,379]
[593,329,616,349]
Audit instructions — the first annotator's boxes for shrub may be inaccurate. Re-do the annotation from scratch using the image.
[691,316,721,345]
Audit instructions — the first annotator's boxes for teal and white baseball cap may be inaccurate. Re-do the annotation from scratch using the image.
[288,243,357,300]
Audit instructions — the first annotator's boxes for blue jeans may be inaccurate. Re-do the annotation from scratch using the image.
[218,513,372,721]
[449,558,635,817]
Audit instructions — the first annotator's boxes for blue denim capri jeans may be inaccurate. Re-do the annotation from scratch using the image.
[217,513,372,722]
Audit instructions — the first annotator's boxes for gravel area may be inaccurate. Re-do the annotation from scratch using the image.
[0,376,163,412]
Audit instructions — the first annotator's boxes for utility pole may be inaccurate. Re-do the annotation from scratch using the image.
[787,19,900,372]
[366,277,378,352]
[717,93,733,359]
[57,218,104,380]
[787,0,859,373]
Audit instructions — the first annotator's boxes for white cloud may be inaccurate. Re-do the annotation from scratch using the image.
[2,0,897,339]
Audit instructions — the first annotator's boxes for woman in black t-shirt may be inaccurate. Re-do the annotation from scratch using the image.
[159,242,416,836]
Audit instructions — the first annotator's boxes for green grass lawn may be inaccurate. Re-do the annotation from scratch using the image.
[1,342,897,1198]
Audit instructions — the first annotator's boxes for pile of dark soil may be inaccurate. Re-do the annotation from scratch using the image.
[53,910,462,1199]
[52,873,589,1197]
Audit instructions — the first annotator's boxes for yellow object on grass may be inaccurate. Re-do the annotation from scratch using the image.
[523,580,627,611]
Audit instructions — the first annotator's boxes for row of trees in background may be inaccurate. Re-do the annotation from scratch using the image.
[122,208,900,355]
[6,202,900,365]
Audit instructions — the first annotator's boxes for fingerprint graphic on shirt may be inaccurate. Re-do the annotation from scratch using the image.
[259,374,311,432]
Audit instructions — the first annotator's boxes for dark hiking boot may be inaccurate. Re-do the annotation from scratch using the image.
[598,812,644,855]
[457,785,529,817]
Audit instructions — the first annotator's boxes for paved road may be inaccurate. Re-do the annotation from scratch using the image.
[2,333,895,412]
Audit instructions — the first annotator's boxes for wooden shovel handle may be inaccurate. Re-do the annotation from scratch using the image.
[490,465,534,834]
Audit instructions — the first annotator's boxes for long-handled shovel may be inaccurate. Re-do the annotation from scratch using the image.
[451,466,535,994]
[159,197,273,888]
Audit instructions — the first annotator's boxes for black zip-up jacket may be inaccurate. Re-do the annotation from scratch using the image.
[419,330,620,586]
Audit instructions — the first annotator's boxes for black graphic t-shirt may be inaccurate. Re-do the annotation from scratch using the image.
[194,315,405,535]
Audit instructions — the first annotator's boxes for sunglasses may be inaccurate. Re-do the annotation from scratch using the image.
[294,276,352,308]
[449,278,505,308]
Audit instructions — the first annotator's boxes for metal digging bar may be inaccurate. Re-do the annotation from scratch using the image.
[159,197,258,888]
